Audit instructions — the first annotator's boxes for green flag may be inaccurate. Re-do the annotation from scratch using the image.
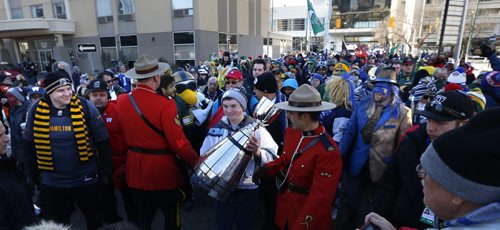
[307,0,324,35]
[389,43,400,56]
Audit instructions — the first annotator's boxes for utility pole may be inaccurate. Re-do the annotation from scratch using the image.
[437,0,451,57]
[324,0,333,53]
[454,0,468,65]
[465,0,480,62]
[305,10,309,53]
[267,0,273,57]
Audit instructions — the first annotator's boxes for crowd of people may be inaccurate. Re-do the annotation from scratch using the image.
[0,43,499,230]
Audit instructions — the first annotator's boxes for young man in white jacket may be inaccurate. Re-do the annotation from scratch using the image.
[200,88,278,230]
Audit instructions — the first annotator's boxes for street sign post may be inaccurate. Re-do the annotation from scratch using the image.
[77,43,97,74]
[77,43,97,53]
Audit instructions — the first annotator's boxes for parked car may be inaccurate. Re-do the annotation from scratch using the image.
[0,62,23,80]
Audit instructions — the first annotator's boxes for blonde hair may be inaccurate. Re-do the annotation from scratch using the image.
[325,77,353,111]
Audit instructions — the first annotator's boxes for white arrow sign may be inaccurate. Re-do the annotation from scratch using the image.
[77,44,97,52]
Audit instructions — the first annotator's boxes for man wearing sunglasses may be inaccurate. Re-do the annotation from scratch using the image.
[373,90,475,229]
[97,71,126,100]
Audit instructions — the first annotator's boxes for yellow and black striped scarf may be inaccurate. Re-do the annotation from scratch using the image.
[33,95,93,171]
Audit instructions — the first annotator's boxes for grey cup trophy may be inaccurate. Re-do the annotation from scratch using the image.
[191,97,281,201]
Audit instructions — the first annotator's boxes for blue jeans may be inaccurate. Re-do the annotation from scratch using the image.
[214,188,260,230]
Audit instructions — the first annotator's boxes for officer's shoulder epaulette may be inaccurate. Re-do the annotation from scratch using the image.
[319,133,335,152]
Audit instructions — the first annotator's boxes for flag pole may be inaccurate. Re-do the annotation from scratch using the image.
[305,5,309,53]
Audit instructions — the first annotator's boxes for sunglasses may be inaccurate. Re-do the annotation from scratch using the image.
[175,81,197,94]
[425,100,466,119]
[225,80,239,85]
[106,79,117,84]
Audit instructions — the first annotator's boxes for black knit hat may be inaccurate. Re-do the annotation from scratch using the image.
[416,90,475,122]
[43,71,72,94]
[420,108,500,204]
[87,79,108,92]
[253,71,277,93]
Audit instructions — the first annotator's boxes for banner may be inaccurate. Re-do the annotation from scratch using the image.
[307,0,325,35]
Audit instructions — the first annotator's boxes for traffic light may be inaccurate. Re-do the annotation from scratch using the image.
[389,17,395,28]
[336,18,341,29]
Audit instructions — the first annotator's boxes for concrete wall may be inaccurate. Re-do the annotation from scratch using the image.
[72,0,98,37]
[136,0,172,33]
[137,32,175,65]
[196,30,219,63]
[195,0,218,32]
[239,35,263,58]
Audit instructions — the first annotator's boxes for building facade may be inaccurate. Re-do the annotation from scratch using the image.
[271,0,392,52]
[395,0,500,57]
[0,0,271,73]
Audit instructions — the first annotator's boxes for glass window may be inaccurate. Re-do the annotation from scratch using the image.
[11,8,23,19]
[172,0,193,10]
[102,47,118,62]
[100,36,116,47]
[117,0,135,15]
[174,32,194,44]
[119,47,138,62]
[174,45,195,59]
[230,34,237,44]
[31,4,44,18]
[292,18,305,31]
[174,31,195,62]
[96,0,112,17]
[276,19,290,31]
[120,35,137,47]
[52,2,66,19]
[219,33,227,44]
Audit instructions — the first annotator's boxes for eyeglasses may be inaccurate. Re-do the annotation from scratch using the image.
[175,81,197,94]
[416,164,426,179]
[225,80,239,85]
[106,79,116,84]
[425,100,466,119]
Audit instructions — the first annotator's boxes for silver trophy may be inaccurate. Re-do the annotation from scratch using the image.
[191,97,281,201]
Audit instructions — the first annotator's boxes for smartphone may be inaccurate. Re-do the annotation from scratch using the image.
[360,222,381,230]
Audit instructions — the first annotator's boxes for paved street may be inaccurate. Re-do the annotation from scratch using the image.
[70,189,265,230]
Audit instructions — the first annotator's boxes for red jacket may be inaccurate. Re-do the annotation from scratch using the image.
[100,101,127,188]
[115,84,198,190]
[264,125,342,230]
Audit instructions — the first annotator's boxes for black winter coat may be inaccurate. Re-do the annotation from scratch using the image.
[0,158,35,230]
[373,124,431,229]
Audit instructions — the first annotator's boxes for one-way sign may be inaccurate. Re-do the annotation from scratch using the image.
[77,43,97,52]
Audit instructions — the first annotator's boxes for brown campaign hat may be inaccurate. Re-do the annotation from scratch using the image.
[275,84,335,112]
[125,54,170,79]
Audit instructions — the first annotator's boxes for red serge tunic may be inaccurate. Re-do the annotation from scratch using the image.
[100,101,128,188]
[115,84,198,190]
[264,125,342,230]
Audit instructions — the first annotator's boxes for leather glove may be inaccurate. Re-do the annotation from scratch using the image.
[480,45,494,58]
[252,166,268,184]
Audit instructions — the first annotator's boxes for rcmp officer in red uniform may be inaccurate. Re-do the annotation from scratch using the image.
[255,84,343,230]
[115,54,199,230]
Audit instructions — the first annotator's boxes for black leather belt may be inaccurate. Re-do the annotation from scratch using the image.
[128,146,174,155]
[286,182,310,194]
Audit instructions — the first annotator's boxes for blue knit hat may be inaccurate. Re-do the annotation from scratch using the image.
[281,79,298,90]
